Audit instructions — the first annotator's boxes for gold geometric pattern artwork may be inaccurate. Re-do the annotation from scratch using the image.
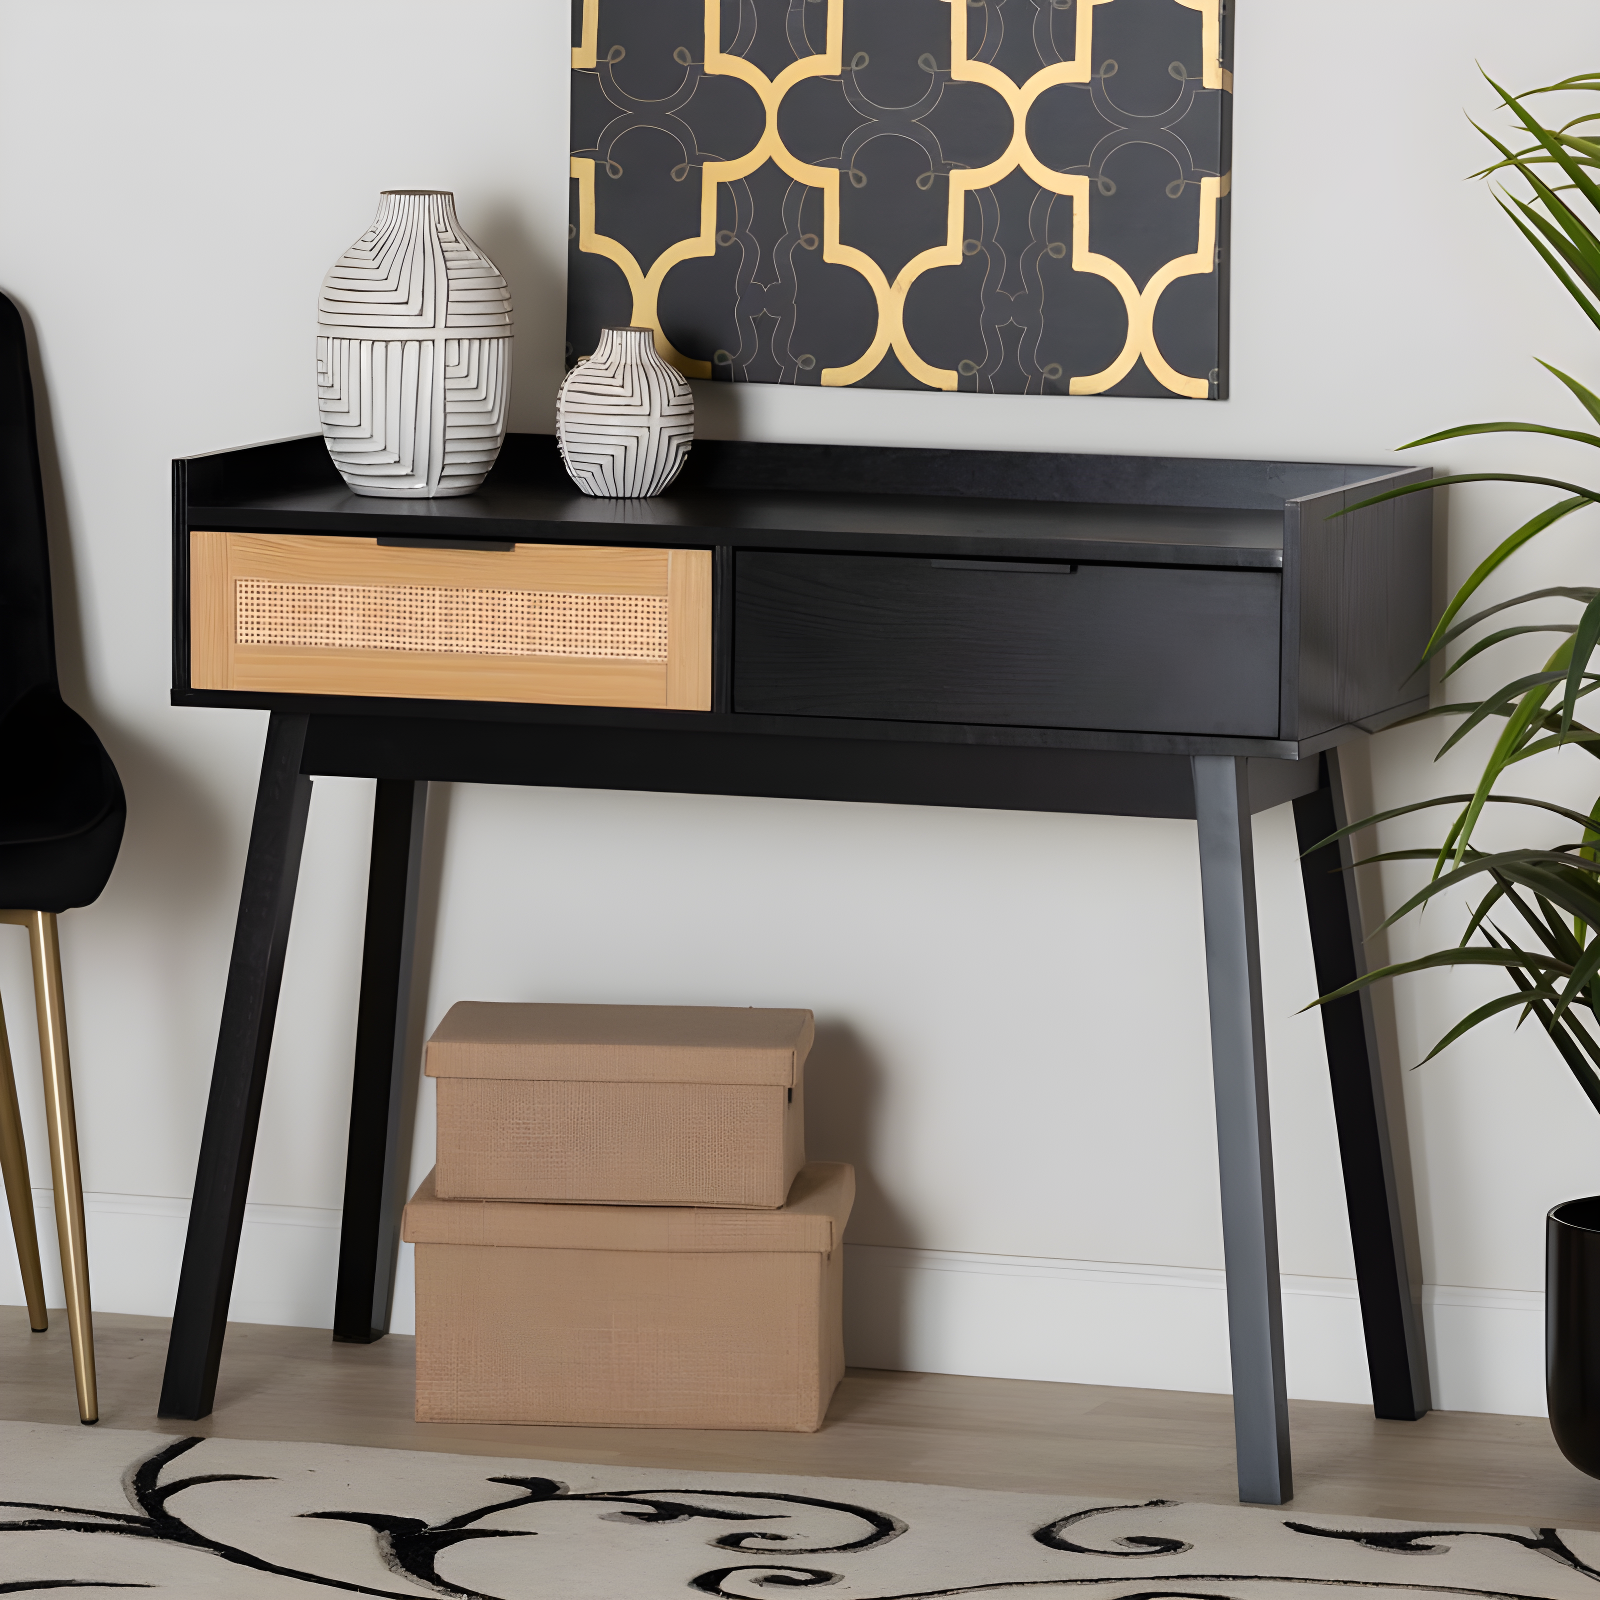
[568,0,1233,398]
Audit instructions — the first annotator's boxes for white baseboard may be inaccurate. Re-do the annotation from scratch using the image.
[0,1191,1547,1417]
[1422,1281,1547,1418]
[842,1243,1546,1416]
[2,1186,343,1331]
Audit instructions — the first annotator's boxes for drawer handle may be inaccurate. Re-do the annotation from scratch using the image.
[376,536,515,552]
[929,559,1079,574]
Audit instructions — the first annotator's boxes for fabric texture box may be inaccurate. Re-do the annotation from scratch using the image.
[402,1161,853,1431]
[426,1001,813,1209]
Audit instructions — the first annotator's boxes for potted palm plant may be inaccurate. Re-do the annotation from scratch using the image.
[1314,69,1600,1473]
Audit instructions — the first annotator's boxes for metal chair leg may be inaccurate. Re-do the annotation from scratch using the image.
[0,985,47,1331]
[22,912,96,1423]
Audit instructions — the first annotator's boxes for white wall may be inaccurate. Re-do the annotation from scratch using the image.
[0,0,1594,1419]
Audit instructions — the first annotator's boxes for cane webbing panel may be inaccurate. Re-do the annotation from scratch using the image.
[235,578,669,661]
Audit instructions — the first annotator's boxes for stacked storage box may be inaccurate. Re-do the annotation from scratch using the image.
[401,1002,853,1432]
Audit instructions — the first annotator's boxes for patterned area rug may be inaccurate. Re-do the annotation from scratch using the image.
[0,1421,1596,1598]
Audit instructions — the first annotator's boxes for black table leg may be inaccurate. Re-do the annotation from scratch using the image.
[1192,754,1293,1505]
[333,779,428,1343]
[1293,749,1431,1421]
[159,713,313,1420]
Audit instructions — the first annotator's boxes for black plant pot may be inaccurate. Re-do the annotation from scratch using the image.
[1548,1196,1600,1475]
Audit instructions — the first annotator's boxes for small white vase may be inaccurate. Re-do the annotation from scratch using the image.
[556,326,693,497]
[317,191,513,498]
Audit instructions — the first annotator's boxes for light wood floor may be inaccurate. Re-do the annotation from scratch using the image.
[3,1306,1598,1529]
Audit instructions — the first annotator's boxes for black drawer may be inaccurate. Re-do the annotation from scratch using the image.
[734,553,1282,736]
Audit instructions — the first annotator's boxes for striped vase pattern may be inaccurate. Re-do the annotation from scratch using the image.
[317,191,513,499]
[556,327,693,498]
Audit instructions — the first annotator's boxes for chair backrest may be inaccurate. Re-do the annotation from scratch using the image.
[0,291,56,715]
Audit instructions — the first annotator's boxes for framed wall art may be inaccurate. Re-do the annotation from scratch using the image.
[566,0,1232,400]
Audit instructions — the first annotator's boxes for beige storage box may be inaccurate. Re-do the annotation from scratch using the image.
[402,1160,853,1431]
[426,1001,813,1209]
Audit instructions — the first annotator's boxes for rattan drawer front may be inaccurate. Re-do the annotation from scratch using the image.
[190,532,711,709]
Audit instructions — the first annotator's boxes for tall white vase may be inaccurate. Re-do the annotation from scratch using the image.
[317,191,513,498]
[556,326,693,498]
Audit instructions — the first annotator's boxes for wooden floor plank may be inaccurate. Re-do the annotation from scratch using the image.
[3,1308,1597,1528]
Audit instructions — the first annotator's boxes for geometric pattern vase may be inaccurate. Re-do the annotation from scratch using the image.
[555,326,694,498]
[317,191,513,498]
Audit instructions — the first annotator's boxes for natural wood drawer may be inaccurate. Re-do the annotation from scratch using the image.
[189,532,712,710]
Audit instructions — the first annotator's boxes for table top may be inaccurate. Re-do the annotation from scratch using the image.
[180,434,1401,569]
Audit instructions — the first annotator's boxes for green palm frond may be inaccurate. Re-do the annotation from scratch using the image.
[1312,69,1600,1115]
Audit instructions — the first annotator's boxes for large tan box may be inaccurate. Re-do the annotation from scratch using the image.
[426,1001,813,1209]
[402,1161,853,1431]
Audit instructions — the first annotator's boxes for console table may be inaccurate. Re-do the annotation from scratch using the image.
[160,433,1434,1505]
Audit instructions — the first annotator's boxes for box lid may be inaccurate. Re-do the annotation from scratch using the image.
[424,1001,814,1087]
[402,1161,853,1255]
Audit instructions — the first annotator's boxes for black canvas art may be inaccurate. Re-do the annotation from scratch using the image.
[566,0,1232,399]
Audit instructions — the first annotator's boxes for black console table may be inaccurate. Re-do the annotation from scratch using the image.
[160,433,1433,1505]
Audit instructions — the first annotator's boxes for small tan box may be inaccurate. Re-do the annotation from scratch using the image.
[426,1001,813,1209]
[402,1161,853,1431]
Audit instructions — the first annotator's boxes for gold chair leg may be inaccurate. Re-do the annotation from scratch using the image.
[25,912,97,1424]
[0,986,47,1331]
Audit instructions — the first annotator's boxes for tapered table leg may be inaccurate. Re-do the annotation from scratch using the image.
[159,712,313,1420]
[26,911,96,1422]
[0,984,47,1332]
[1193,754,1292,1505]
[1293,748,1431,1420]
[333,779,428,1344]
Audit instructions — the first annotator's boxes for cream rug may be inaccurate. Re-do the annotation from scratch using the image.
[0,1421,1595,1598]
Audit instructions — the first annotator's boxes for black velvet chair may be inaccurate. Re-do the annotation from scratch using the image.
[0,290,125,1423]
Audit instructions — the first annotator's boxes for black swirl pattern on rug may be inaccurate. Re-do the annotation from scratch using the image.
[692,1576,1589,1600]
[1033,1499,1192,1556]
[0,1436,901,1599]
[0,1436,1596,1599]
[691,1501,1600,1598]
[0,1585,148,1594]
[0,1438,418,1598]
[1285,1518,1600,1580]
